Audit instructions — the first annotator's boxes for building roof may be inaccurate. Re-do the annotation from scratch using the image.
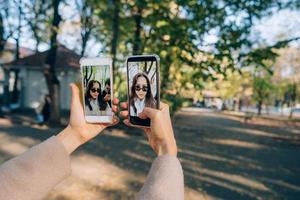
[0,42,35,64]
[5,45,80,69]
[5,42,35,58]
[202,90,218,98]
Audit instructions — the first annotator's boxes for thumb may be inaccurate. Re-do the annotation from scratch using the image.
[140,107,158,120]
[69,83,82,109]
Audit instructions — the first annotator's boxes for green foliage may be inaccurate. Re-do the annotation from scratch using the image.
[284,83,297,103]
[84,0,299,112]
[253,76,274,104]
[239,37,300,74]
[162,93,187,116]
[11,0,300,113]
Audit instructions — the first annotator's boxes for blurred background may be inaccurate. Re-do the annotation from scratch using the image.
[0,0,300,199]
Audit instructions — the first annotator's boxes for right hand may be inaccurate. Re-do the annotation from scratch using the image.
[57,84,119,154]
[104,94,111,101]
[120,102,177,156]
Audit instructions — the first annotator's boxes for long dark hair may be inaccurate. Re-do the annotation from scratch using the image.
[85,80,107,111]
[130,73,156,114]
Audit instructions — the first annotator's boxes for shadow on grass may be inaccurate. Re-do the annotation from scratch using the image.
[1,108,300,199]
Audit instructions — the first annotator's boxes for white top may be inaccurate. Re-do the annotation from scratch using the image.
[85,98,112,116]
[130,98,145,117]
[90,99,99,111]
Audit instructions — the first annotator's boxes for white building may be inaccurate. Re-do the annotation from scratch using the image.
[0,42,34,99]
[3,45,81,110]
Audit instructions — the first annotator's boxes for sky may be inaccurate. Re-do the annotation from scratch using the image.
[254,9,300,47]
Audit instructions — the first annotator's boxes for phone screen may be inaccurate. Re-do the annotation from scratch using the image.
[127,56,159,126]
[82,65,112,117]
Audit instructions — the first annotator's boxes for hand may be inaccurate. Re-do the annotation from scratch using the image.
[120,102,177,156]
[104,94,111,101]
[57,83,119,154]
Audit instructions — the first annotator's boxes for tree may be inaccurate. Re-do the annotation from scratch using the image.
[0,0,16,54]
[110,0,120,73]
[89,0,123,76]
[11,0,23,103]
[83,66,93,87]
[44,0,62,124]
[272,47,300,118]
[1,0,23,106]
[75,0,97,57]
[253,76,273,115]
[87,0,298,111]
[131,1,144,55]
[11,0,298,114]
[284,83,297,118]
[0,9,6,53]
[23,0,50,52]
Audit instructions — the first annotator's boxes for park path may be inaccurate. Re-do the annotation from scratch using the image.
[0,108,300,199]
[176,108,300,199]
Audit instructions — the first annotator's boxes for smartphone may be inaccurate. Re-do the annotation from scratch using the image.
[126,55,160,127]
[80,57,113,123]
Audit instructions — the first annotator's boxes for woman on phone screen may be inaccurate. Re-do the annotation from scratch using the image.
[85,80,109,115]
[130,72,156,117]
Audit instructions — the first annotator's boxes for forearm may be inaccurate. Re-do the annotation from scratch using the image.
[57,126,82,154]
[136,155,184,200]
[0,136,71,200]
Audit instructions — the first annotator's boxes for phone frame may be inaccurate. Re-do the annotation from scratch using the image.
[80,57,113,123]
[126,55,160,127]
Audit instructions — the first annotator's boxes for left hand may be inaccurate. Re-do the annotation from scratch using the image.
[120,101,177,156]
[57,83,119,154]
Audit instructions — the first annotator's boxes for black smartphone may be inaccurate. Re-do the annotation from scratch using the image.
[126,55,160,127]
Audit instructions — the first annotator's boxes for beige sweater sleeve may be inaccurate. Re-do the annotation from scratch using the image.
[0,136,183,200]
[136,155,184,200]
[0,136,71,200]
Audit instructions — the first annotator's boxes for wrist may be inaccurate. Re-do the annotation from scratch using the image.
[57,126,82,154]
[157,140,177,156]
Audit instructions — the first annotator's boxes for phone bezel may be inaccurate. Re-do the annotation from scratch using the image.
[80,57,113,123]
[126,55,160,127]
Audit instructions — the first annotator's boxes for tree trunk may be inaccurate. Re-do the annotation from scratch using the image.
[81,37,87,57]
[80,24,92,57]
[80,16,91,57]
[15,38,20,60]
[132,6,142,55]
[12,1,21,104]
[16,0,21,60]
[44,0,62,125]
[280,101,284,116]
[12,69,20,103]
[257,101,262,115]
[289,104,294,119]
[161,54,172,91]
[0,13,5,53]
[289,83,297,119]
[83,66,93,87]
[3,70,10,106]
[34,30,40,52]
[111,0,120,76]
[14,34,20,103]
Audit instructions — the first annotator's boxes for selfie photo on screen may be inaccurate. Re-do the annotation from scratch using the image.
[82,65,112,116]
[128,61,158,117]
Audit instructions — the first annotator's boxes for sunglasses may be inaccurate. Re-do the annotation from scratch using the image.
[91,88,100,93]
[135,85,148,92]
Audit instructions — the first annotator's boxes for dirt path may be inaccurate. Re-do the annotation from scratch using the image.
[176,108,300,199]
[1,108,300,199]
